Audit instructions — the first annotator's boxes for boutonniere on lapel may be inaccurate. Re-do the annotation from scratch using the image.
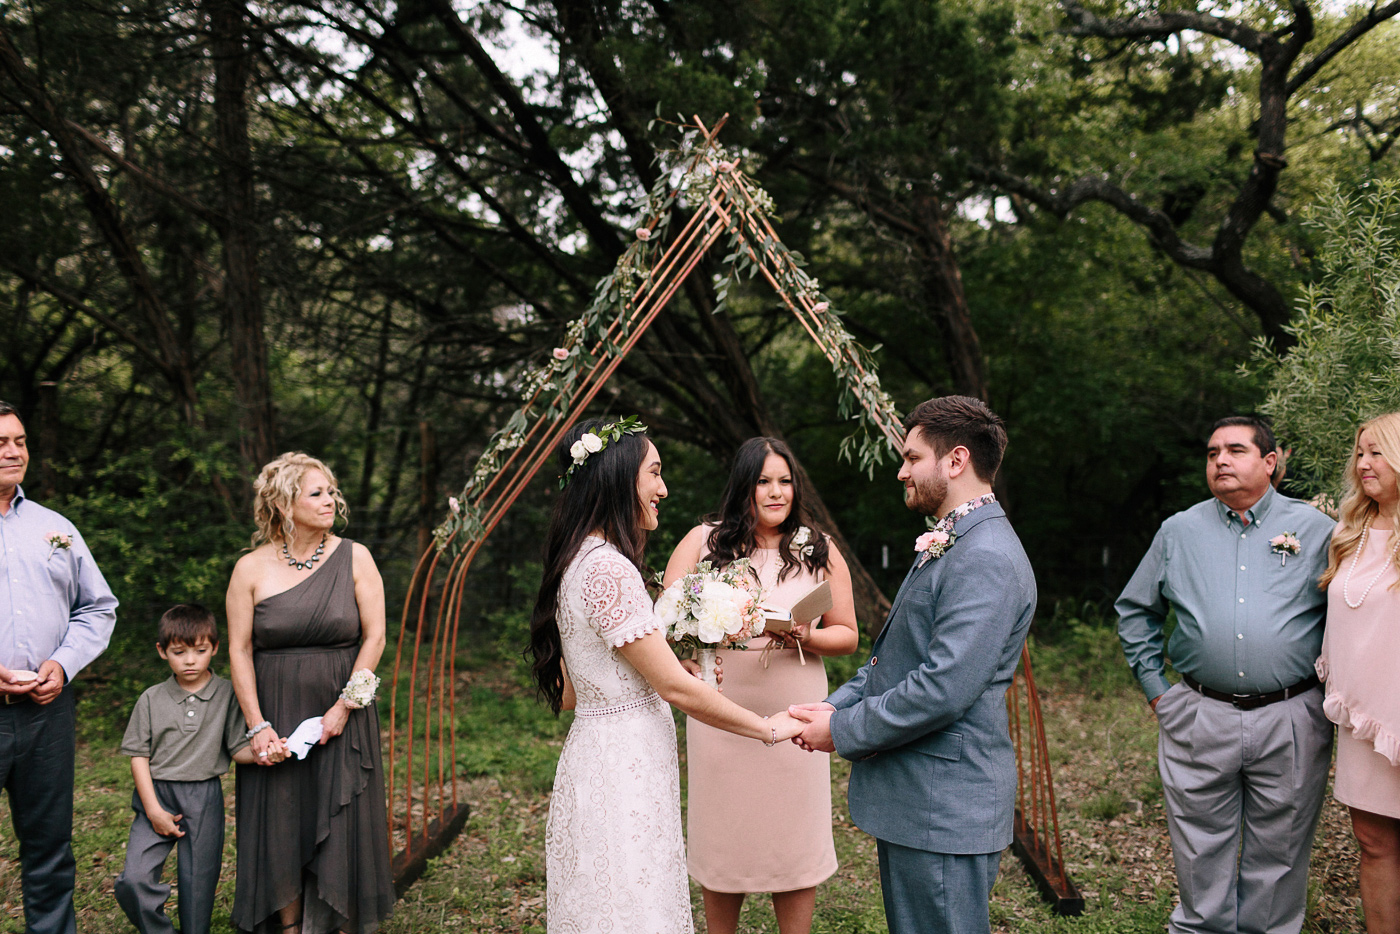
[914,529,956,568]
[45,531,72,559]
[1269,531,1302,566]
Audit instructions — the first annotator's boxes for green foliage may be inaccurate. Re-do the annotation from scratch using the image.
[1028,602,1141,698]
[46,439,247,657]
[1254,181,1400,495]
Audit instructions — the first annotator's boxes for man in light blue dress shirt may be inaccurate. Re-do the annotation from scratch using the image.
[0,401,118,934]
[1117,416,1336,934]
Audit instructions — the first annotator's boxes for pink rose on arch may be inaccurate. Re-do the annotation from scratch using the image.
[552,347,569,361]
[635,227,652,241]
[812,301,830,313]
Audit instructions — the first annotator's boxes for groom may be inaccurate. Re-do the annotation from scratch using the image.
[790,395,1036,934]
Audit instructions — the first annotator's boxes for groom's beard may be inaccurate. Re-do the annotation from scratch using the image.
[904,473,947,517]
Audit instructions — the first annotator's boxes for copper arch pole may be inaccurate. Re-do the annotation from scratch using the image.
[386,116,1078,914]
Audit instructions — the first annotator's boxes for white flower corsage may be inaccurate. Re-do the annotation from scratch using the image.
[340,669,381,709]
[1269,532,1302,567]
[915,529,955,568]
[789,526,815,560]
[45,532,72,558]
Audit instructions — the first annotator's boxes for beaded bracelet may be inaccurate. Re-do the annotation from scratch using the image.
[245,720,273,740]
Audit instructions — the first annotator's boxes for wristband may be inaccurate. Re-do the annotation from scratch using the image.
[245,720,273,740]
[762,715,776,747]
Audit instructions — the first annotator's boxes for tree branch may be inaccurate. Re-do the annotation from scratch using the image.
[1287,1,1400,95]
[968,165,1213,267]
[1059,0,1265,53]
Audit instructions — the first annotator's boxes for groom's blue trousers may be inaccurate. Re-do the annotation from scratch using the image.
[877,839,1001,934]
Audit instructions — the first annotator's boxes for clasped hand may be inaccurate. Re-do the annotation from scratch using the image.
[787,701,837,753]
[250,727,290,765]
[0,660,66,704]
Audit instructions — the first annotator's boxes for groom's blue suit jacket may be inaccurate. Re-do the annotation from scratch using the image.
[827,502,1036,855]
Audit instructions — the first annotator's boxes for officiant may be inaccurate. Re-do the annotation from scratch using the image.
[663,437,858,934]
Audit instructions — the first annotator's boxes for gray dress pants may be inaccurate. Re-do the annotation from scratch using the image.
[115,777,225,934]
[0,690,77,934]
[1155,681,1332,934]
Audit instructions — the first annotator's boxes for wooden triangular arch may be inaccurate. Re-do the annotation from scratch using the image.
[386,116,1080,913]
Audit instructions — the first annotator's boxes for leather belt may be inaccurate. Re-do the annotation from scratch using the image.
[1182,673,1320,711]
[1,692,33,706]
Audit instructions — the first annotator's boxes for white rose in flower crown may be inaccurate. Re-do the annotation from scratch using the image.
[569,439,589,463]
[581,432,605,453]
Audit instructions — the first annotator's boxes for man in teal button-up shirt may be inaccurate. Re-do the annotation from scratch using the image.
[1117,416,1335,934]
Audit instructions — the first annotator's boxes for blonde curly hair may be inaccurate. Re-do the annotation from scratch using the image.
[1320,412,1400,591]
[251,452,348,547]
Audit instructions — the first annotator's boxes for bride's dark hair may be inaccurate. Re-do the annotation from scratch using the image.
[529,418,653,713]
[704,437,829,583]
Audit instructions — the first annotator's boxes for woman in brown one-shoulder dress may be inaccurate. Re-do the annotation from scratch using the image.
[226,453,395,934]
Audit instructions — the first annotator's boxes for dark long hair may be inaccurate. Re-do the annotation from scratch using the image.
[704,437,830,583]
[529,418,653,713]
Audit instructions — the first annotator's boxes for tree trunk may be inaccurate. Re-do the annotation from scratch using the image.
[417,420,439,562]
[912,193,988,401]
[208,0,275,471]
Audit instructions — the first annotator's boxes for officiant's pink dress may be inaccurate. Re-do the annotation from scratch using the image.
[1318,525,1400,819]
[686,542,838,893]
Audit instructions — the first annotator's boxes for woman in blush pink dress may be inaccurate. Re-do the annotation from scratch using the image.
[1317,412,1400,934]
[664,437,859,934]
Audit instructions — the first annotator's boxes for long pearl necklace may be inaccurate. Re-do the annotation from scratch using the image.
[282,532,327,571]
[1342,520,1400,608]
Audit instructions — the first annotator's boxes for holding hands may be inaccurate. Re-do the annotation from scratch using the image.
[249,726,290,765]
[788,702,837,753]
[764,710,806,744]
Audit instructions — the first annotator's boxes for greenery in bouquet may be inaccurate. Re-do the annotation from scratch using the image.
[654,559,766,652]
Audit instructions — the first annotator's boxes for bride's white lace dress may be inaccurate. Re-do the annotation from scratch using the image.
[545,537,693,934]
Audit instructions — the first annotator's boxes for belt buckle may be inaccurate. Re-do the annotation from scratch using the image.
[1231,693,1261,711]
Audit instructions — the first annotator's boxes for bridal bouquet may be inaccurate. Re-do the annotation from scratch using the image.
[654,559,766,687]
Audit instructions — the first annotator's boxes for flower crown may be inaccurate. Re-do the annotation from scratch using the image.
[559,415,647,489]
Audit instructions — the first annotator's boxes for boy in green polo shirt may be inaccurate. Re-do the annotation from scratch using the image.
[115,605,258,934]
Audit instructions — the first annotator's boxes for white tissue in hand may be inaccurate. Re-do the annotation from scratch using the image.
[285,717,324,760]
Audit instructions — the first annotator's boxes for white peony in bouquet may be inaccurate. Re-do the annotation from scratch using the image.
[654,559,766,688]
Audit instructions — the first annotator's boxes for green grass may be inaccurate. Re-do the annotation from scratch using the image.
[0,621,1366,933]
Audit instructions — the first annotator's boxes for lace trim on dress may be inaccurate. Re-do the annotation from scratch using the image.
[1317,656,1400,766]
[577,544,664,648]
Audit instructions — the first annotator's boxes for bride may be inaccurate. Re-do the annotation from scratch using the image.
[529,417,803,933]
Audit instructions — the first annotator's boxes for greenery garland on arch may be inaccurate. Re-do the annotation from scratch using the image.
[431,116,904,554]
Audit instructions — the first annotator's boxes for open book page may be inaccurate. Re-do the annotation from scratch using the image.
[760,579,833,631]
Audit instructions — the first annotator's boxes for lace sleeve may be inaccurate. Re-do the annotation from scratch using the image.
[578,546,664,648]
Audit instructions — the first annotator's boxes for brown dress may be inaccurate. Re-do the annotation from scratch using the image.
[686,543,839,894]
[233,541,395,934]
